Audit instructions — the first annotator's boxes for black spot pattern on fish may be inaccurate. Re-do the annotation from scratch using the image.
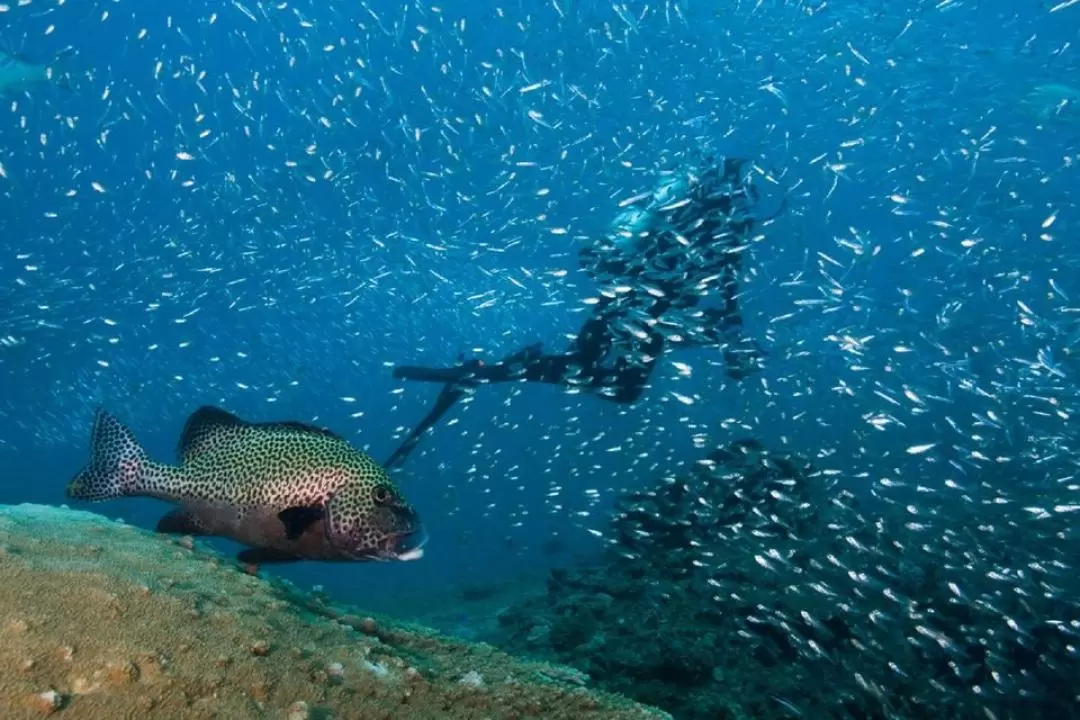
[67,407,420,561]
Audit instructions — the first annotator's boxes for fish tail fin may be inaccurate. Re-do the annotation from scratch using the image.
[67,408,150,501]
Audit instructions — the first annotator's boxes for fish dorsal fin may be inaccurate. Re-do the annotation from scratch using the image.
[178,406,246,463]
[178,407,346,463]
[252,420,344,442]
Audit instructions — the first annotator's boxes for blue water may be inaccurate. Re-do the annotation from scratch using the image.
[1,0,1078,613]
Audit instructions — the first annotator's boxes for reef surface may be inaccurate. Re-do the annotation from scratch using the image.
[0,503,668,720]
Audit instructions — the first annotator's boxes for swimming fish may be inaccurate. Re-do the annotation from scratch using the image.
[1021,83,1080,125]
[0,47,72,94]
[66,406,426,564]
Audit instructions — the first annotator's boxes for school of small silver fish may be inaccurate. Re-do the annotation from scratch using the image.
[1,0,1078,717]
[610,438,1080,717]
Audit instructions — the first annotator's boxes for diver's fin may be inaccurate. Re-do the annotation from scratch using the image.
[393,364,473,383]
[237,548,302,564]
[385,381,471,469]
[156,509,213,535]
[277,505,324,540]
[501,342,544,365]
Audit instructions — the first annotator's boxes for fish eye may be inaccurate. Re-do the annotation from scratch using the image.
[373,486,391,503]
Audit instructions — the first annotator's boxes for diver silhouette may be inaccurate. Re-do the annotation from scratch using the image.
[386,152,783,469]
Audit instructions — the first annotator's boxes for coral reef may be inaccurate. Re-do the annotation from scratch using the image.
[491,440,1080,720]
[493,440,831,720]
[0,503,669,720]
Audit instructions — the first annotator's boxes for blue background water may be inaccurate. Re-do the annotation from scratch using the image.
[1,0,1077,613]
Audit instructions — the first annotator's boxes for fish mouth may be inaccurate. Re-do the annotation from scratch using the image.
[383,527,428,561]
[343,526,428,562]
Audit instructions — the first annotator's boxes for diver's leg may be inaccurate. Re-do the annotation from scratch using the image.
[391,306,643,434]
[477,336,657,403]
[393,340,551,386]
[394,346,587,397]
[393,362,479,384]
[395,306,616,388]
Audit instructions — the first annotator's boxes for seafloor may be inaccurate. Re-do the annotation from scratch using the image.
[0,504,669,720]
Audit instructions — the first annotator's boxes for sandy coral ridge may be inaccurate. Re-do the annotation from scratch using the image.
[0,504,669,720]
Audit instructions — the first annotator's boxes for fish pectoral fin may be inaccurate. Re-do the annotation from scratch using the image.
[277,505,325,540]
[155,508,213,536]
[237,548,302,565]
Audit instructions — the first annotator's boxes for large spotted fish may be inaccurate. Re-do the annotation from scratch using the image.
[66,406,426,564]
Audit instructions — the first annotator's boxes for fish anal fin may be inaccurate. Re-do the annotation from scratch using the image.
[177,406,245,463]
[237,548,301,565]
[156,508,213,536]
[278,505,324,541]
